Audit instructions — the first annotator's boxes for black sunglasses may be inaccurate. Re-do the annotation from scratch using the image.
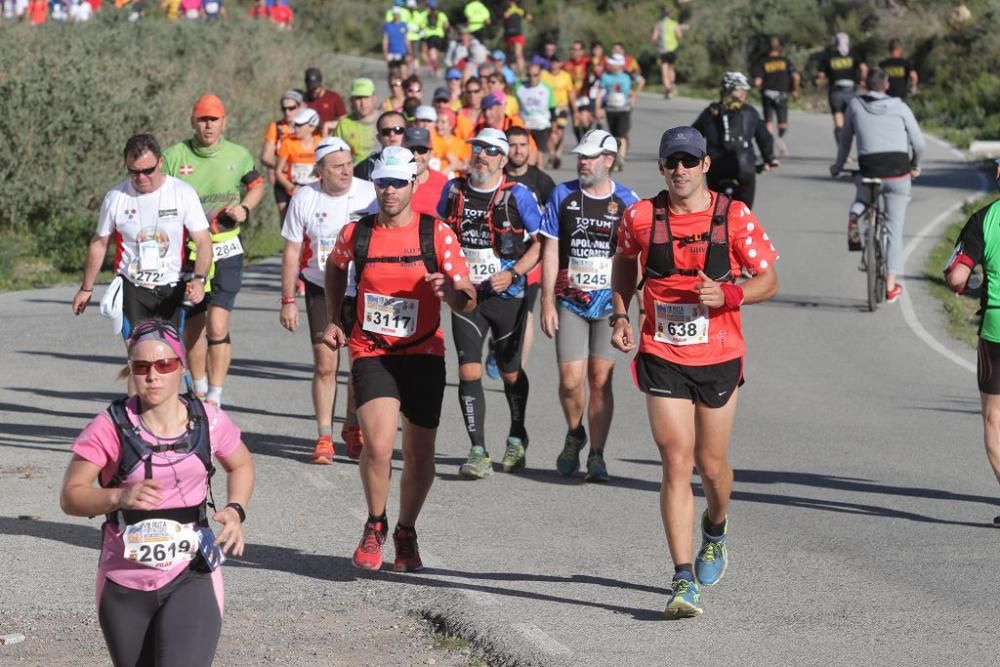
[409,146,431,155]
[380,126,406,137]
[127,164,158,177]
[471,144,504,157]
[374,177,411,190]
[282,104,299,112]
[466,87,482,94]
[662,154,703,170]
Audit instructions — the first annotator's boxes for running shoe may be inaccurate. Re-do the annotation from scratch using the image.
[459,446,493,479]
[775,137,789,157]
[663,574,702,619]
[500,436,527,472]
[886,284,903,303]
[556,431,587,477]
[311,435,335,465]
[352,520,387,570]
[393,526,423,572]
[993,515,1000,527]
[485,348,500,380]
[585,450,609,483]
[695,511,728,586]
[847,217,861,252]
[342,425,364,460]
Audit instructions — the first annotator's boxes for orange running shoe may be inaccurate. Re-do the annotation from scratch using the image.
[352,520,387,570]
[342,425,364,460]
[393,526,423,572]
[311,435,335,465]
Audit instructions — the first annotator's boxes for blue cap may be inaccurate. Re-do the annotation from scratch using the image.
[480,93,503,111]
[502,69,517,86]
[445,68,463,81]
[427,0,436,6]
[658,126,708,160]
[492,49,506,62]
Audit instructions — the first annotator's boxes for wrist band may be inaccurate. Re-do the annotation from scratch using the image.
[79,286,93,293]
[280,295,296,305]
[239,204,250,220]
[225,502,246,523]
[720,283,745,310]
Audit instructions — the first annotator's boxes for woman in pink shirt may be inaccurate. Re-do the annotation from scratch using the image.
[60,320,255,667]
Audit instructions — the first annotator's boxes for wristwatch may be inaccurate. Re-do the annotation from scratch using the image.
[192,274,206,283]
[225,502,246,523]
[508,268,521,282]
[608,312,629,327]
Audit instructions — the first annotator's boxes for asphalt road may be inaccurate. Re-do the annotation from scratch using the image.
[1,68,996,666]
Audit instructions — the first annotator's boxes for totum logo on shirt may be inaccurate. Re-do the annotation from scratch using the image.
[179,165,194,175]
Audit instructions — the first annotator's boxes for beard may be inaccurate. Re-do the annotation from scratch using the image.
[468,163,498,187]
[579,163,608,189]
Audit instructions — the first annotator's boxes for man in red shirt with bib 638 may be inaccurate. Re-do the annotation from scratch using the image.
[610,126,779,620]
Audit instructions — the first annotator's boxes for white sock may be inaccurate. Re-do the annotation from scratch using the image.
[205,385,223,406]
[193,377,208,395]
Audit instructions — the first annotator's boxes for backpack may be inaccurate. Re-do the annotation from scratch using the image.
[101,395,214,529]
[641,190,733,287]
[341,213,441,351]
[714,103,750,155]
[444,178,526,259]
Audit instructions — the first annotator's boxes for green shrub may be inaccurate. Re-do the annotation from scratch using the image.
[32,215,99,273]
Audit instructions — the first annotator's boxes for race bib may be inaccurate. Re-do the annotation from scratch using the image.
[291,162,317,185]
[204,1,218,12]
[362,293,419,338]
[317,237,334,270]
[213,235,244,260]
[653,301,709,346]
[127,262,165,286]
[465,247,501,285]
[123,519,199,571]
[184,7,199,18]
[138,239,160,271]
[568,256,611,291]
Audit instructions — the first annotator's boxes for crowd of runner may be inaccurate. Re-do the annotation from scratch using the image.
[2,0,292,25]
[56,2,1000,663]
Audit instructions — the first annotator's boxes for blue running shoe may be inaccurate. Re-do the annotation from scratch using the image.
[485,347,500,380]
[556,431,587,477]
[695,511,728,586]
[663,574,702,619]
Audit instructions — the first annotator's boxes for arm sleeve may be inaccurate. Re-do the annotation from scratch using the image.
[434,221,470,281]
[729,203,779,275]
[331,223,356,271]
[902,107,925,167]
[949,208,987,270]
[752,108,775,162]
[513,185,541,234]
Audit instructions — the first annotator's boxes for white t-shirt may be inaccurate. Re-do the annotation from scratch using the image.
[96,176,209,287]
[281,178,379,289]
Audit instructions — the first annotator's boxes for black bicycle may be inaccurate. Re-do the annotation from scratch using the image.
[843,172,888,312]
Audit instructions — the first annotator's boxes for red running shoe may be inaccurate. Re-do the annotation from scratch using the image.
[352,521,387,570]
[886,284,903,303]
[342,425,364,460]
[311,435,335,465]
[393,526,423,572]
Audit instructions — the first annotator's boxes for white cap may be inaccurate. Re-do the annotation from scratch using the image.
[606,54,626,68]
[99,275,124,335]
[371,146,417,181]
[315,136,352,163]
[292,107,320,127]
[572,128,618,157]
[467,127,509,156]
[414,105,437,121]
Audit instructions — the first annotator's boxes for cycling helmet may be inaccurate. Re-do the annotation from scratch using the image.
[721,71,751,93]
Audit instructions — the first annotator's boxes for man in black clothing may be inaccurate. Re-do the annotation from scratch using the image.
[751,36,800,156]
[879,38,918,101]
[815,32,867,147]
[504,126,555,204]
[692,72,778,209]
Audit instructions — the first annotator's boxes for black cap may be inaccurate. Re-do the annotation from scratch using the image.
[432,86,450,102]
[658,126,707,160]
[305,67,323,87]
[403,127,431,149]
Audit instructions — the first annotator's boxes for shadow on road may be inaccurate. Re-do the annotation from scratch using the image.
[757,293,869,312]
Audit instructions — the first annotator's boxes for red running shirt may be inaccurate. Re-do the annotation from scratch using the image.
[618,192,778,366]
[332,213,469,359]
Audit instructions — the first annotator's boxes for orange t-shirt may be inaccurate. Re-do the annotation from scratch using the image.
[276,134,320,192]
[332,214,470,359]
[264,119,293,146]
[432,132,471,174]
[617,192,779,366]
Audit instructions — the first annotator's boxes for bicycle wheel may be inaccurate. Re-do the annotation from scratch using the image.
[865,225,878,312]
[875,221,887,304]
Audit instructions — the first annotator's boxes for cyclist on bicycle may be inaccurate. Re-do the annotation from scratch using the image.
[830,67,924,302]
[692,72,777,208]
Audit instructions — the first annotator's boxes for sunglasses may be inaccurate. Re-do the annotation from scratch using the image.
[380,126,406,137]
[409,146,430,154]
[374,177,411,189]
[130,357,182,375]
[471,144,504,157]
[282,104,299,112]
[662,155,703,170]
[127,164,158,177]
[466,87,482,94]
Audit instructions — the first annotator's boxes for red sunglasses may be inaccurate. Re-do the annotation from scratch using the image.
[130,358,182,375]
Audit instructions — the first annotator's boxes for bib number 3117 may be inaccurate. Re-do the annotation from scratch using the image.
[653,301,709,346]
[362,293,419,338]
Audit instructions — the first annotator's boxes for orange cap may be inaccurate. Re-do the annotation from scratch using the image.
[192,94,226,119]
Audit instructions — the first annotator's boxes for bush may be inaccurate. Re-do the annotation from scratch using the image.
[0,14,352,239]
[33,215,99,273]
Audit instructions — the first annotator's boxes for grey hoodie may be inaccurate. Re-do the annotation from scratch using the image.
[834,91,925,177]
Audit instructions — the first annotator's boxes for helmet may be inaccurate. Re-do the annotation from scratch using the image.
[720,71,751,93]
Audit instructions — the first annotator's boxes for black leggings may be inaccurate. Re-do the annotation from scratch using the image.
[99,568,222,667]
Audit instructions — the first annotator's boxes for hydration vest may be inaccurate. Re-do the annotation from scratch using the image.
[101,395,215,529]
[444,179,526,259]
[344,213,440,351]
[642,190,734,286]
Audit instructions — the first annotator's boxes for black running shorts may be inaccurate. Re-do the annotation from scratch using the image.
[352,355,446,429]
[828,86,855,114]
[632,352,744,408]
[121,278,187,339]
[451,294,529,374]
[978,338,1000,395]
[762,91,789,125]
[302,277,329,345]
